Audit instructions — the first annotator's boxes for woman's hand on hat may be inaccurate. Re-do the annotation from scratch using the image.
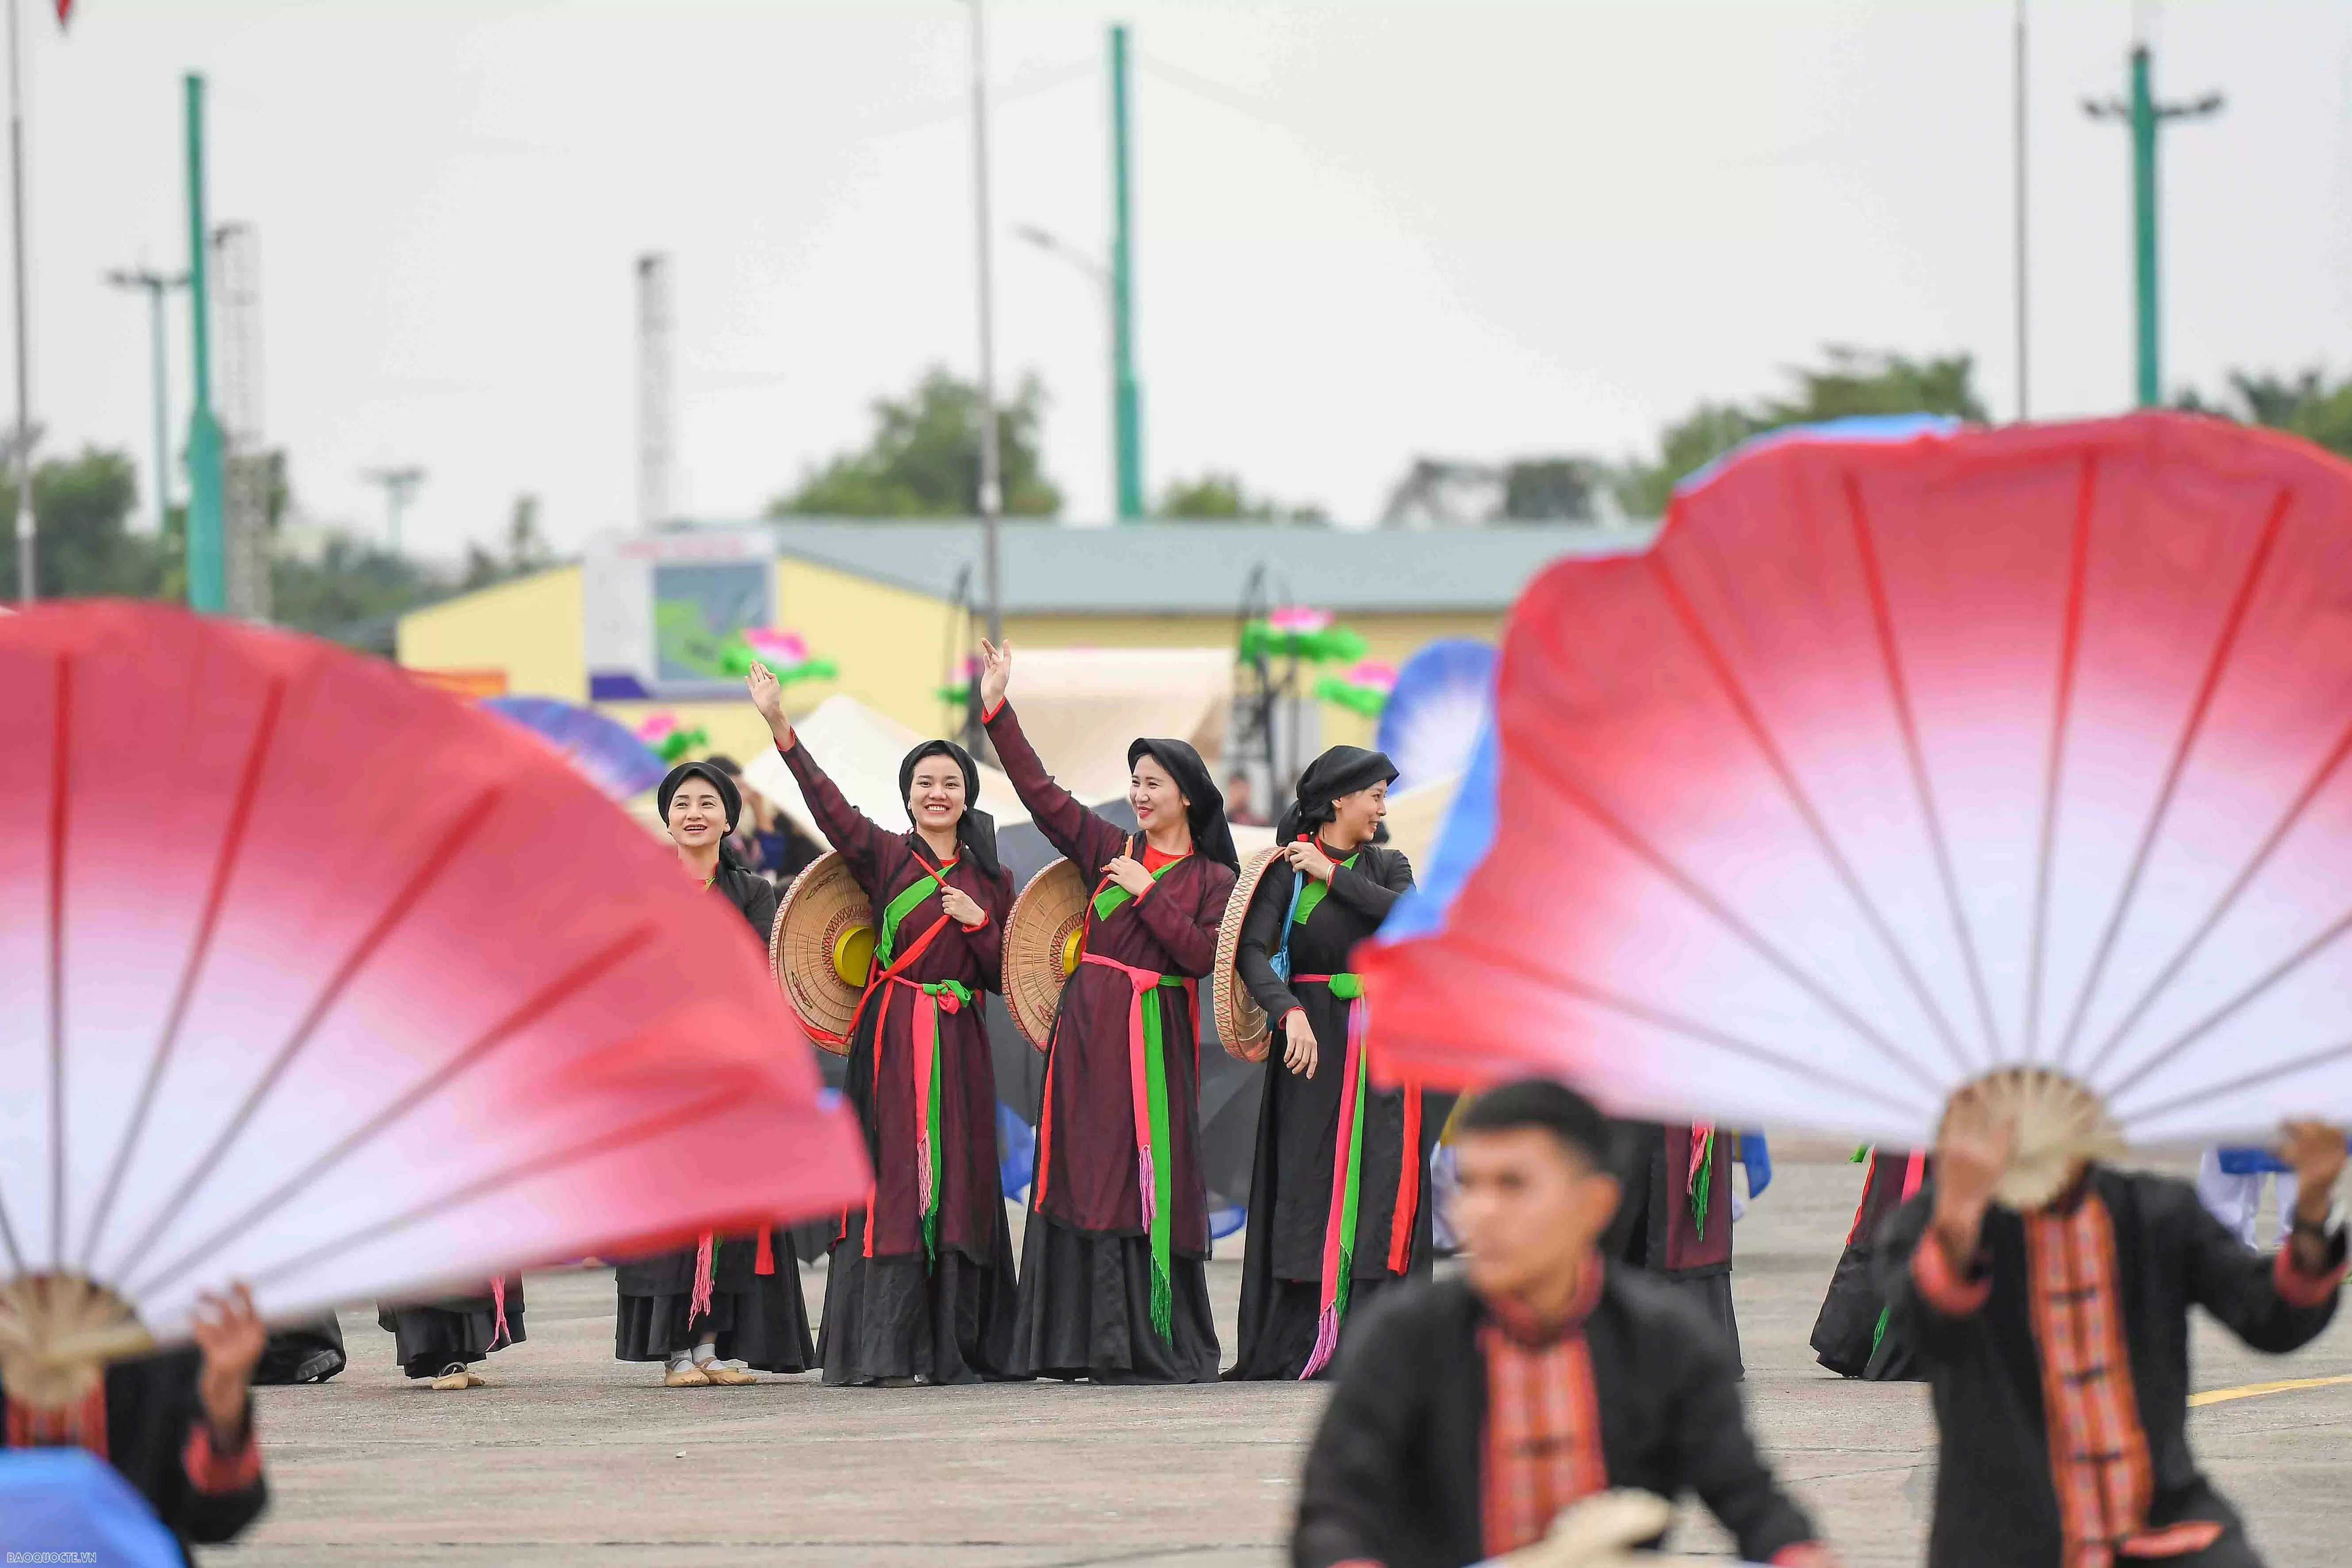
[978,639,1013,712]
[1281,1009,1318,1078]
[1103,853,1155,899]
[745,662,795,748]
[939,884,986,928]
[1283,839,1336,884]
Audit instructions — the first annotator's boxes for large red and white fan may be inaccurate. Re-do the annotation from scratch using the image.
[0,603,868,1398]
[1363,415,2352,1196]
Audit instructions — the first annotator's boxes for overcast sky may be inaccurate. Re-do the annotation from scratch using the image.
[22,1,2352,555]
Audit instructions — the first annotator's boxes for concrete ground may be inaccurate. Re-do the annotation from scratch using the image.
[219,1156,2352,1567]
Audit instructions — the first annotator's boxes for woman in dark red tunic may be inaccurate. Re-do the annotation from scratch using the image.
[748,662,1019,1385]
[1227,745,1432,1381]
[976,639,1239,1383]
[612,760,815,1386]
[1605,1120,1741,1374]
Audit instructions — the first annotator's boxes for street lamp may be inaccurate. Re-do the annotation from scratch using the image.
[106,267,189,535]
[361,466,425,556]
[963,0,1004,645]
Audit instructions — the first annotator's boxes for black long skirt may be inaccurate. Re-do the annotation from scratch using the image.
[818,1219,1022,1386]
[253,1317,347,1385]
[377,1287,523,1381]
[1008,1211,1220,1384]
[615,1269,814,1372]
[1223,1272,1417,1382]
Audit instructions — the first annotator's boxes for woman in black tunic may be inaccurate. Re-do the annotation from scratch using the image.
[1227,746,1431,1380]
[1809,1147,1929,1380]
[749,662,1020,1385]
[612,760,816,1386]
[376,1279,523,1389]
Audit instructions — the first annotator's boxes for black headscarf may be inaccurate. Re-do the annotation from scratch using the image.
[657,759,743,834]
[1278,745,1399,846]
[899,738,1001,880]
[1126,736,1239,872]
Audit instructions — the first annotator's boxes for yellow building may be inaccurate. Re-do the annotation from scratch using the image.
[396,519,1639,765]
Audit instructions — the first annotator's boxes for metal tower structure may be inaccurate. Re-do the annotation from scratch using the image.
[362,466,425,555]
[212,220,270,619]
[636,253,676,531]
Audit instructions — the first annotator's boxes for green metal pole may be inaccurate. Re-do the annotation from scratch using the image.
[184,72,224,611]
[1109,23,1143,521]
[2128,43,2159,409]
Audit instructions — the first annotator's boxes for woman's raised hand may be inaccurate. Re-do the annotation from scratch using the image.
[746,661,794,747]
[978,639,1013,713]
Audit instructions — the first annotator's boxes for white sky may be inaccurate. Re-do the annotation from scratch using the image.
[23,1,2352,556]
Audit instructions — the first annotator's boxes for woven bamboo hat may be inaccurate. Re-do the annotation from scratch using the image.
[1212,845,1286,1063]
[1004,858,1089,1049]
[770,851,873,1052]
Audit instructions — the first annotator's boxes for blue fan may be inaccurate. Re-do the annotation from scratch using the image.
[1376,638,1497,794]
[482,695,670,801]
[0,1449,184,1566]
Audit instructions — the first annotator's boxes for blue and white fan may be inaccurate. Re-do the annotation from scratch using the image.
[1375,638,1497,794]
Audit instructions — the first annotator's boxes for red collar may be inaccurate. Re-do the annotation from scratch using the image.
[1479,1255,1605,1346]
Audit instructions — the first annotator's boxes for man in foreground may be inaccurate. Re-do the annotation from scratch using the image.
[1882,1095,2348,1568]
[1291,1079,1834,1567]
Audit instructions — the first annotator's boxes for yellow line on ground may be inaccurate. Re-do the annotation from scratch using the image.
[2189,1373,2352,1408]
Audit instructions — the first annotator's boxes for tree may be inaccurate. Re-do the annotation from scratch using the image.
[1158,471,1326,523]
[2179,369,2352,461]
[0,447,175,600]
[1611,348,1989,517]
[766,368,1062,518]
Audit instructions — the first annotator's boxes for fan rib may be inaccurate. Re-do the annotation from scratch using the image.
[1649,551,1976,1077]
[124,928,655,1301]
[2080,717,2352,1082]
[2116,1036,2352,1129]
[2101,903,2352,1106]
[1844,474,2007,1065]
[1502,704,1952,1097]
[2023,458,2100,1063]
[108,791,500,1282]
[77,682,287,1271]
[1436,928,1938,1121]
[159,1087,756,1305]
[2051,487,2293,1069]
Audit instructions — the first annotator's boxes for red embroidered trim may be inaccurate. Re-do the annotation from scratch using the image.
[2272,1236,2348,1309]
[183,1418,262,1495]
[1910,1226,1991,1317]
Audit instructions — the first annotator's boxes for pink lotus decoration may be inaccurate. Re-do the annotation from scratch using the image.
[634,711,709,763]
[1266,606,1335,635]
[744,629,811,667]
[1345,659,1398,693]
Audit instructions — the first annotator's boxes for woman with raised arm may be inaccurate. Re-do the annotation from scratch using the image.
[1227,745,1430,1381]
[747,661,1020,1386]
[977,639,1239,1382]
[612,759,816,1387]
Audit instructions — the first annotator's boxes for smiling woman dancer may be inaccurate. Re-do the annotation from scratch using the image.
[747,661,1020,1386]
[977,639,1239,1383]
[612,759,816,1388]
[1227,745,1430,1381]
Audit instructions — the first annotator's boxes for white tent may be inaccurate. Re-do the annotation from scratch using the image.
[741,695,1033,843]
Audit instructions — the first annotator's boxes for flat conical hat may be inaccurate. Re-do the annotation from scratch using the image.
[770,851,872,1053]
[1213,846,1286,1062]
[1005,858,1090,1049]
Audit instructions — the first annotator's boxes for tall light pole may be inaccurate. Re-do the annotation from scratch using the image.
[965,0,1004,644]
[2013,0,2029,422]
[361,466,425,555]
[8,0,34,600]
[2085,39,2221,408]
[184,73,227,611]
[1108,23,1143,521]
[107,268,189,536]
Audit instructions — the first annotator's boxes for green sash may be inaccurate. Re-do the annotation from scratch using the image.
[1289,850,1360,927]
[1091,850,1185,921]
[875,862,952,968]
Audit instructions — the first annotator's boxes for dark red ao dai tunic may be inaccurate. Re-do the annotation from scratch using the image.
[985,702,1237,1383]
[781,738,1022,1385]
